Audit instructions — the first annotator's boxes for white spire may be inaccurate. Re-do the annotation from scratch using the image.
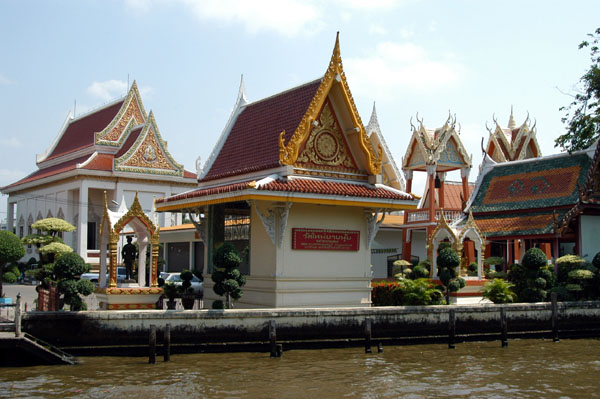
[507,105,516,130]
[366,102,380,137]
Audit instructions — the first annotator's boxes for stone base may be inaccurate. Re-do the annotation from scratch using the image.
[95,287,163,310]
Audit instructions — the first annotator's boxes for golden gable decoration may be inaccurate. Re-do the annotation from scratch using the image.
[95,81,147,146]
[114,111,184,176]
[279,33,382,176]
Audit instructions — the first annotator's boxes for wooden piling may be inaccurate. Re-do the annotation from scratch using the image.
[149,324,156,364]
[500,306,508,347]
[448,309,456,349]
[163,324,171,362]
[364,318,372,354]
[15,293,22,338]
[551,292,559,342]
[269,320,281,357]
[377,342,383,353]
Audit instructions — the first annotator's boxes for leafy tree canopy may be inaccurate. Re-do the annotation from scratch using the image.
[555,28,600,152]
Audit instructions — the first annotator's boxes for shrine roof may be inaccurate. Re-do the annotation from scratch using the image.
[200,79,322,182]
[45,100,125,160]
[420,180,474,210]
[469,152,591,214]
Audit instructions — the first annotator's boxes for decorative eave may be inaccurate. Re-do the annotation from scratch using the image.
[278,33,382,176]
[367,103,405,191]
[113,192,158,238]
[458,210,485,244]
[198,75,249,180]
[113,111,184,177]
[95,81,147,147]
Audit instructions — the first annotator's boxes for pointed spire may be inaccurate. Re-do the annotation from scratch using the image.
[366,102,380,136]
[507,105,516,130]
[333,31,341,64]
[238,74,248,105]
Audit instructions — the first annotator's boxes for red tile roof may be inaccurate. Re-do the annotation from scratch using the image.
[45,101,124,160]
[201,80,322,182]
[421,180,474,209]
[115,126,143,158]
[259,178,413,200]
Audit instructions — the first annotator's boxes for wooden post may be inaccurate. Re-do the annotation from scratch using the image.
[377,342,384,353]
[149,324,156,364]
[15,293,22,338]
[448,309,456,349]
[364,318,372,354]
[269,320,281,357]
[500,306,508,347]
[163,324,171,362]
[551,292,559,342]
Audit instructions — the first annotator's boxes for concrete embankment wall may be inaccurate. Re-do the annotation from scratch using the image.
[22,301,600,351]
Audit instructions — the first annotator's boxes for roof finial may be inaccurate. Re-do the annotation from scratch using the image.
[508,105,516,130]
[333,32,341,64]
[238,74,248,105]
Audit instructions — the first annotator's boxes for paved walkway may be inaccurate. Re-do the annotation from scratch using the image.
[3,284,38,311]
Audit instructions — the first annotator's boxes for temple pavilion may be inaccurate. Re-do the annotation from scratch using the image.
[156,35,418,308]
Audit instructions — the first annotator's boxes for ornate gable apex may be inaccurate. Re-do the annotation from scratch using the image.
[485,110,541,162]
[366,103,405,190]
[402,113,472,171]
[197,75,249,180]
[95,81,147,147]
[278,33,382,176]
[113,111,184,177]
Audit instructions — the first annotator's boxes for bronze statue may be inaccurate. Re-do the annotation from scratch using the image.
[121,236,137,280]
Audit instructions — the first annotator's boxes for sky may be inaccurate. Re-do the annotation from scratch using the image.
[1,0,599,221]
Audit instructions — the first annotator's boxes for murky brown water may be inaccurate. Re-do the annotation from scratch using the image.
[1,339,599,398]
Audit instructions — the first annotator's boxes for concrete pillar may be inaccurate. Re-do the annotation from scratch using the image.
[6,200,15,233]
[438,172,446,209]
[138,235,148,287]
[461,167,471,209]
[403,170,413,194]
[402,229,412,262]
[426,165,436,223]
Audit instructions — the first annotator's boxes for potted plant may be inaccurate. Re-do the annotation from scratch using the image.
[162,282,179,310]
[180,270,195,310]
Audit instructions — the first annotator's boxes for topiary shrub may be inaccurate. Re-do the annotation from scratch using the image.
[412,265,429,279]
[436,247,463,304]
[2,272,18,284]
[54,252,92,311]
[212,243,246,308]
[522,248,548,270]
[211,299,225,309]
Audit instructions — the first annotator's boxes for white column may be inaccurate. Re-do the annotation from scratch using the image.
[138,235,148,287]
[6,200,15,233]
[189,241,194,271]
[78,182,89,261]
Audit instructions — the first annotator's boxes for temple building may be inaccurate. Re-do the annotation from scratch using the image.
[156,35,418,308]
[1,82,196,266]
[464,140,600,265]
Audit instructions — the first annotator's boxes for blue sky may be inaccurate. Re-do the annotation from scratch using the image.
[1,0,599,220]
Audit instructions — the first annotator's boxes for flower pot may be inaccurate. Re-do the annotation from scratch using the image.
[181,294,195,310]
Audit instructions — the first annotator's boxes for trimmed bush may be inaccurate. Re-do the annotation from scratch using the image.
[412,265,429,279]
[2,272,18,284]
[212,243,246,308]
[522,248,548,270]
[482,279,516,304]
[54,252,88,279]
[212,300,225,309]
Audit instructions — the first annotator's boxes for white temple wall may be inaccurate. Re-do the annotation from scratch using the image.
[580,215,600,262]
[370,229,402,278]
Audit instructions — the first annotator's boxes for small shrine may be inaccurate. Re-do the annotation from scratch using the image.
[95,192,162,310]
[401,113,473,263]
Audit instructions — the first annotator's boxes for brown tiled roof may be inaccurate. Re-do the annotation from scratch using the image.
[45,101,124,160]
[422,180,474,209]
[259,179,413,200]
[201,80,322,182]
[474,210,565,237]
[158,177,413,205]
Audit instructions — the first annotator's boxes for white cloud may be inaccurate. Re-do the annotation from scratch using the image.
[0,137,21,148]
[335,0,411,10]
[87,80,128,101]
[369,24,388,36]
[345,41,464,99]
[181,0,323,37]
[124,0,154,13]
[0,73,11,85]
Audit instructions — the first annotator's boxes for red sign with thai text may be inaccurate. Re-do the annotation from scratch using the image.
[292,228,360,251]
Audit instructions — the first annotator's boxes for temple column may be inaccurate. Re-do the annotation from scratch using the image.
[438,172,446,209]
[403,169,413,194]
[513,239,521,264]
[402,229,412,262]
[426,164,437,262]
[78,182,89,261]
[484,242,492,259]
[6,200,15,234]
[138,235,148,287]
[461,167,471,209]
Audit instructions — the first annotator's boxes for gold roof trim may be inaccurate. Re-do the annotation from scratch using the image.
[278,33,381,175]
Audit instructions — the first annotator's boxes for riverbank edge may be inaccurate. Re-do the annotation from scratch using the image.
[20,301,600,355]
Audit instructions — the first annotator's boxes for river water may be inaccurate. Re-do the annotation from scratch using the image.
[1,339,599,398]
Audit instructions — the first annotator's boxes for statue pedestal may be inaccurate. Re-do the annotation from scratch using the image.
[95,287,163,310]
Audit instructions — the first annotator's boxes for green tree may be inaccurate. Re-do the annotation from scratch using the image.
[0,231,26,298]
[211,243,246,309]
[22,217,76,264]
[555,28,600,152]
